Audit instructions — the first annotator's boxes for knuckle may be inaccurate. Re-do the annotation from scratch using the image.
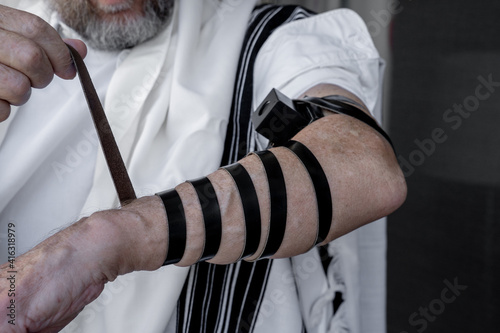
[15,43,52,88]
[0,64,32,105]
[9,75,31,106]
[21,14,50,40]
[18,44,45,69]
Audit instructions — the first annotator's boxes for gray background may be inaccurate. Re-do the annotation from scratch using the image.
[2,0,497,331]
[270,0,500,332]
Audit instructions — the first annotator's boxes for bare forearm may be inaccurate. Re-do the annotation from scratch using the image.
[181,114,404,265]
[0,86,406,333]
[96,85,406,273]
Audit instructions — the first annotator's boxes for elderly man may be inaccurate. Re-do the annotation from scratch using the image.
[0,0,405,332]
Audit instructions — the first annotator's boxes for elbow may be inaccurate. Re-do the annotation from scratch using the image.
[292,114,407,240]
[367,135,408,220]
[380,160,407,217]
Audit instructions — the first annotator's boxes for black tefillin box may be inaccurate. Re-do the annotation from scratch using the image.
[252,88,319,147]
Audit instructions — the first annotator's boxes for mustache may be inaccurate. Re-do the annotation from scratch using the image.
[47,0,174,51]
[95,0,135,14]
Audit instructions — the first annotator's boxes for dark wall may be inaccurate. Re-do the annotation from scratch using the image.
[388,1,500,332]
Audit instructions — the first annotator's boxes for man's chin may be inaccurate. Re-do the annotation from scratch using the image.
[48,0,174,51]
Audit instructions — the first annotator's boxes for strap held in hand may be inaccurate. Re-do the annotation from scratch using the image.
[67,44,136,205]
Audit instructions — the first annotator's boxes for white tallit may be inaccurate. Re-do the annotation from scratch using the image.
[72,1,257,332]
[3,0,256,332]
[0,2,387,332]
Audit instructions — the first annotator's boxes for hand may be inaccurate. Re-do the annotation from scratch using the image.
[0,4,87,122]
[0,196,167,332]
[0,218,105,332]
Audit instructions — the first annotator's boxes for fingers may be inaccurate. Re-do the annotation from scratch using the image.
[0,100,11,122]
[0,61,31,122]
[0,5,87,122]
[0,29,53,89]
[0,5,77,80]
[64,38,88,60]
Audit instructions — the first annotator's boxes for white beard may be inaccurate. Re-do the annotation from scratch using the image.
[47,0,174,50]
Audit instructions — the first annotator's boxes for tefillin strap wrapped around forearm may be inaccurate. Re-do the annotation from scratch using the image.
[157,88,395,266]
[157,188,187,265]
[221,163,261,259]
[246,88,396,254]
[189,177,223,262]
[157,176,223,265]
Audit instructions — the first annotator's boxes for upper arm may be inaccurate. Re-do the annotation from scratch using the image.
[289,83,406,242]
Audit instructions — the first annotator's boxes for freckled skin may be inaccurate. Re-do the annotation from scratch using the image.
[0,2,406,330]
[140,84,405,266]
[0,82,406,333]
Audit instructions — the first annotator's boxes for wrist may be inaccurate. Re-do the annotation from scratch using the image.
[85,196,168,280]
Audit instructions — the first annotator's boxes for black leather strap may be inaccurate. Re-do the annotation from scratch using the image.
[222,163,261,259]
[253,150,287,258]
[68,44,136,205]
[284,141,332,244]
[307,94,365,109]
[190,177,222,261]
[157,189,186,265]
[295,95,394,150]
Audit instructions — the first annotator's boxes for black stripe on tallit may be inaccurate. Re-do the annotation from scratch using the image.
[177,5,316,333]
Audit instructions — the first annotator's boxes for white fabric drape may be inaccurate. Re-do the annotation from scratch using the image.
[69,1,258,332]
[0,2,387,332]
[0,0,256,332]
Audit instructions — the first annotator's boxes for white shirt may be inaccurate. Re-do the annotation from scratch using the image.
[0,47,118,256]
[0,2,386,333]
